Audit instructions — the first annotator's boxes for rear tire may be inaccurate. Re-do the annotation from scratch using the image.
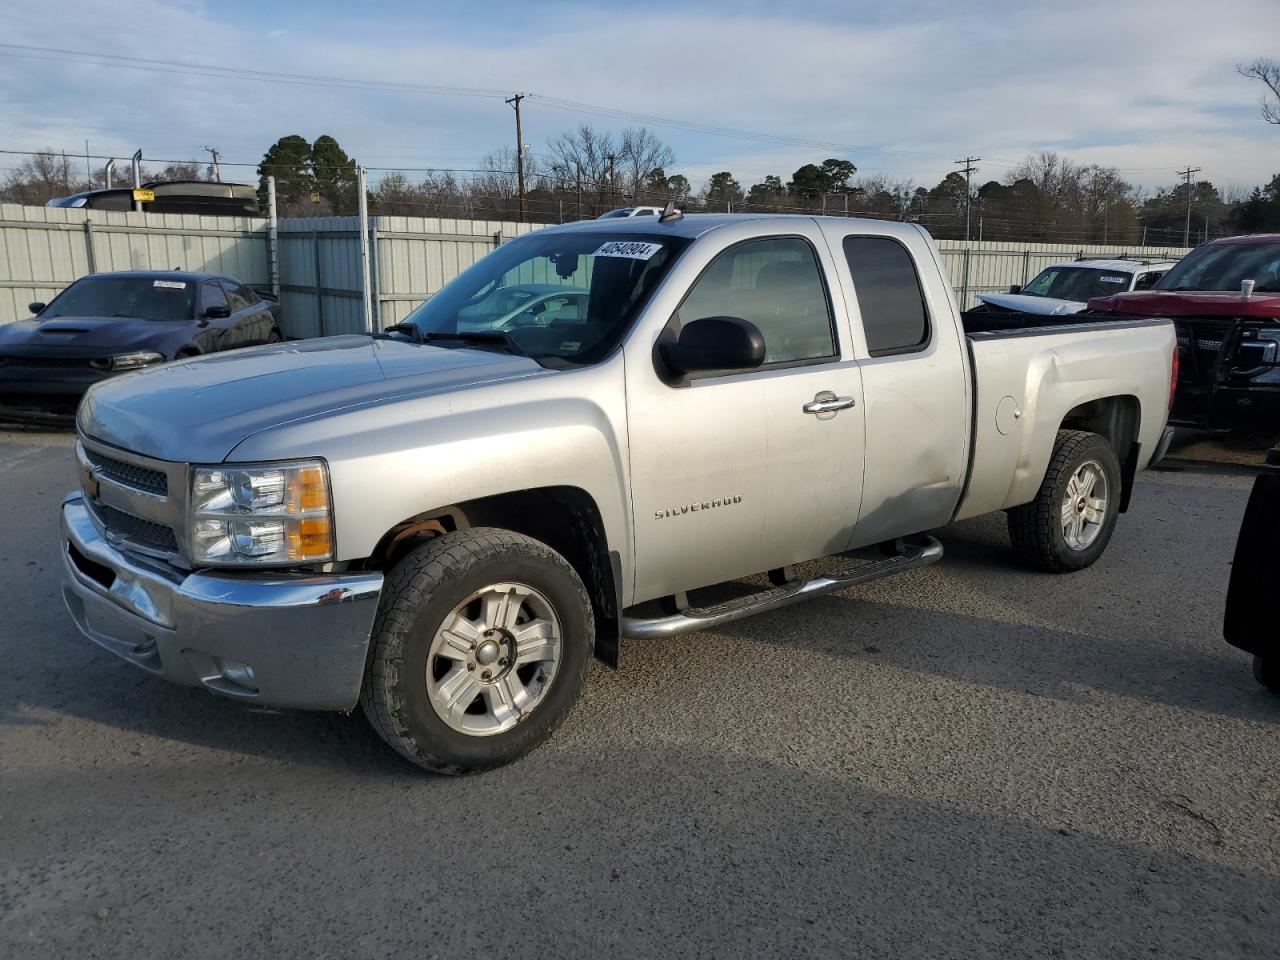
[361,528,593,774]
[1007,430,1121,573]
[1254,656,1280,694]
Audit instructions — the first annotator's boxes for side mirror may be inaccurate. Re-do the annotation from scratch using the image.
[1008,284,1022,295]
[203,304,231,320]
[28,301,45,314]
[659,316,766,377]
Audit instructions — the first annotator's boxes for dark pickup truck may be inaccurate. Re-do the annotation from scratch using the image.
[1086,234,1280,432]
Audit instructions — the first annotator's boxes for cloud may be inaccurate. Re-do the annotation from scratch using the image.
[0,0,1276,192]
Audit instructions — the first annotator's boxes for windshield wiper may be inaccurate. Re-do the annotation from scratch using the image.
[422,331,517,354]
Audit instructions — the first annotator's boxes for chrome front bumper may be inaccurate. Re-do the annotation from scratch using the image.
[60,494,384,710]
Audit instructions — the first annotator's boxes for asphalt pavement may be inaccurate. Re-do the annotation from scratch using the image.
[1,428,1277,960]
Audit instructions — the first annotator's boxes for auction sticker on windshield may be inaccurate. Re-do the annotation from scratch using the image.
[153,280,187,289]
[593,241,664,260]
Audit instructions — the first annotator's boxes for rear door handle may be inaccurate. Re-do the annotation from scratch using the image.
[803,394,856,416]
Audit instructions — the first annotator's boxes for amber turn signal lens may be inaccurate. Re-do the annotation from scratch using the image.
[291,517,333,560]
[295,465,329,512]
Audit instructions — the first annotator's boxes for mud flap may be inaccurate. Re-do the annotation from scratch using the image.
[593,551,623,670]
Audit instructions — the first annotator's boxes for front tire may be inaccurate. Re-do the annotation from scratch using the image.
[1007,430,1122,573]
[361,528,593,773]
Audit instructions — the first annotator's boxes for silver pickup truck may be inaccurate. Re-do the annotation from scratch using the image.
[60,213,1177,772]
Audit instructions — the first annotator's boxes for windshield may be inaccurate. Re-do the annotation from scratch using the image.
[1156,242,1280,292]
[402,231,688,365]
[1021,267,1132,301]
[40,275,196,322]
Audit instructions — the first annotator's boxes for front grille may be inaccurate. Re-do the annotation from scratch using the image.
[84,448,168,496]
[0,355,99,368]
[94,502,179,554]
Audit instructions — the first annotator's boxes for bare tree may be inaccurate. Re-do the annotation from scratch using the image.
[0,150,85,204]
[617,127,675,200]
[543,125,675,212]
[1240,58,1280,124]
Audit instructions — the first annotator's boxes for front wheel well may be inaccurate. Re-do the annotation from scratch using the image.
[1059,395,1141,511]
[369,487,621,666]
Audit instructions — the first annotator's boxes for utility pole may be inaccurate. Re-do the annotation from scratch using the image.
[954,157,980,241]
[1176,165,1201,246]
[505,94,528,223]
[202,146,222,182]
[605,153,617,208]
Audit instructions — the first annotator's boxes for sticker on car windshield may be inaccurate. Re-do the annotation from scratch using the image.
[559,341,582,352]
[592,241,663,261]
[153,280,187,289]
[1099,276,1126,284]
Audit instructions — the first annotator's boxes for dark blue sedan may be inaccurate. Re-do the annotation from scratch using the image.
[0,270,281,416]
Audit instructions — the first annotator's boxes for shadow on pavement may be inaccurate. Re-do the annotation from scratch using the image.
[2,741,1277,959]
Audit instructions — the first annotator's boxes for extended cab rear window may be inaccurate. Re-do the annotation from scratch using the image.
[842,237,929,356]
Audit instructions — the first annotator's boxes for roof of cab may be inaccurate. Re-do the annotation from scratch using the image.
[541,212,927,242]
[1061,259,1179,273]
[1207,233,1280,245]
[75,269,233,284]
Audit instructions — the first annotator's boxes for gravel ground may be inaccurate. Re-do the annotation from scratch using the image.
[1,428,1277,960]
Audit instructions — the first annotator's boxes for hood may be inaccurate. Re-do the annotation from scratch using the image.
[78,335,549,462]
[1087,290,1280,318]
[0,316,187,356]
[975,293,1086,316]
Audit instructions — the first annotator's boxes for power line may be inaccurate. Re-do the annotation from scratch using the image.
[0,41,977,165]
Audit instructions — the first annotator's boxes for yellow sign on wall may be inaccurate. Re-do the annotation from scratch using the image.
[132,188,155,202]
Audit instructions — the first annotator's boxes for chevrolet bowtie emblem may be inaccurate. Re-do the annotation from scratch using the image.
[84,467,100,502]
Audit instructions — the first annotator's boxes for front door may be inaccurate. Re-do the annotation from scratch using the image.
[197,281,237,351]
[625,229,865,603]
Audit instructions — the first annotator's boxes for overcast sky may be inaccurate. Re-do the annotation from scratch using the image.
[1,0,1277,194]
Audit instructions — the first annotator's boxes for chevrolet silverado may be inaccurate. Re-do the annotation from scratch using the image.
[60,213,1178,772]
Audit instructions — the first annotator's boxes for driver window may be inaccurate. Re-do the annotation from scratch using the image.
[679,237,835,364]
[1133,272,1162,290]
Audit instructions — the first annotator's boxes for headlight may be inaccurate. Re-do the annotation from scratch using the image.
[189,459,333,566]
[91,352,165,372]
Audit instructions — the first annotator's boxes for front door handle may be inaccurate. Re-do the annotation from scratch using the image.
[803,392,856,418]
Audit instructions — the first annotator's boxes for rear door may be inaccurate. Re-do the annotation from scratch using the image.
[221,281,273,344]
[823,227,970,547]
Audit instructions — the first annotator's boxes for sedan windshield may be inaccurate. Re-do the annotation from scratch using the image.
[1021,267,1132,301]
[1156,242,1280,292]
[401,231,688,365]
[41,275,196,322]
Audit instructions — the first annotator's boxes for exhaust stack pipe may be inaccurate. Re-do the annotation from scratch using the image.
[131,150,143,212]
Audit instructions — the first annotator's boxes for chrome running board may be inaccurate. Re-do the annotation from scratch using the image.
[621,536,943,640]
